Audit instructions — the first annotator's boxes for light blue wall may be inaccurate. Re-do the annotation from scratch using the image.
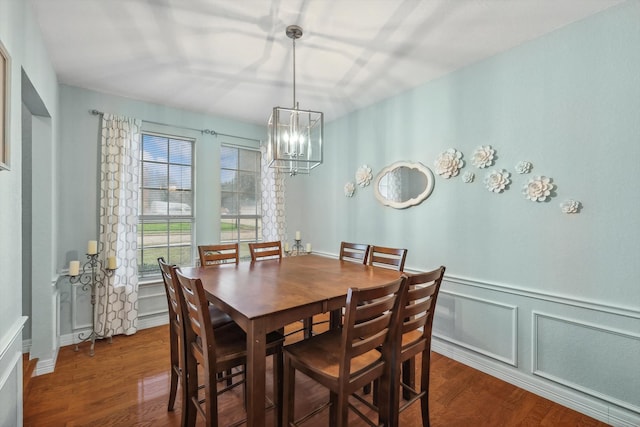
[0,0,59,425]
[285,1,640,425]
[287,1,640,307]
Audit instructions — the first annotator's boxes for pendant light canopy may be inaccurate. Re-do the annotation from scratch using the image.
[267,25,323,176]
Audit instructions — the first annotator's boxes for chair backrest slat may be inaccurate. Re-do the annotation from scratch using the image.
[339,242,371,265]
[400,267,445,346]
[249,241,282,262]
[175,270,217,362]
[158,257,182,329]
[368,245,408,271]
[341,277,407,378]
[199,243,239,266]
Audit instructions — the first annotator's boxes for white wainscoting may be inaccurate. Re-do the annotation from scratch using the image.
[432,274,640,427]
[0,317,27,427]
[60,280,169,347]
[433,290,518,366]
[533,312,640,413]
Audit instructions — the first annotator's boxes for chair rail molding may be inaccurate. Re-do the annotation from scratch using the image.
[445,273,640,319]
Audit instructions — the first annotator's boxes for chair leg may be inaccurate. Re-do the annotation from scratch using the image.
[204,362,218,427]
[328,391,339,426]
[420,352,431,427]
[274,349,284,427]
[402,357,416,401]
[282,355,296,426]
[335,391,349,427]
[168,328,179,411]
[168,365,178,410]
[184,354,198,427]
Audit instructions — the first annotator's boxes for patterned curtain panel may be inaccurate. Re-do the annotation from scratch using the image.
[260,145,286,242]
[97,113,142,337]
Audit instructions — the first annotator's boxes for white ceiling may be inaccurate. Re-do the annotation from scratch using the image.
[27,0,624,125]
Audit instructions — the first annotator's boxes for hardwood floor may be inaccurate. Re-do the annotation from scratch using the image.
[23,325,609,426]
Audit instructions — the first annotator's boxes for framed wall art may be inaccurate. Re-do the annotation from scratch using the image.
[0,39,10,171]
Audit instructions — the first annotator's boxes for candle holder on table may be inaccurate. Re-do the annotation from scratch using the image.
[68,252,116,356]
[284,234,312,257]
[290,238,305,256]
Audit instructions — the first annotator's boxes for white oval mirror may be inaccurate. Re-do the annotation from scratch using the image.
[374,161,435,209]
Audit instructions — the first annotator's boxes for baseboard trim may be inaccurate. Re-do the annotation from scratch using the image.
[432,338,640,427]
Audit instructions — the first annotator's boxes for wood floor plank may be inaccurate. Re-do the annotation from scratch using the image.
[23,325,610,426]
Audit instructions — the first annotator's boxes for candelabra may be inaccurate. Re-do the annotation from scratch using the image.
[69,253,115,356]
[290,238,305,256]
[284,233,312,257]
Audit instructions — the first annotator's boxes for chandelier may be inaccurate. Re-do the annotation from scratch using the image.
[267,25,323,176]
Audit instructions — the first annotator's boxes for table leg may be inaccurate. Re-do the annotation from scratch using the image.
[246,321,267,427]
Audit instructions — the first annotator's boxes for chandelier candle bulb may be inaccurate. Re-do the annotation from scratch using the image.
[87,240,97,255]
[69,260,80,276]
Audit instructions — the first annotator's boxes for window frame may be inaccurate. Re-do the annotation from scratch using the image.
[220,144,262,260]
[138,131,195,278]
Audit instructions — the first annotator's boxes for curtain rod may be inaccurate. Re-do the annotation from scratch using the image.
[89,109,262,143]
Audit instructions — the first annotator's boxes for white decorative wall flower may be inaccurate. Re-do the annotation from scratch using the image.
[560,199,581,214]
[462,171,475,183]
[484,169,511,193]
[355,165,373,187]
[434,149,464,178]
[472,145,495,168]
[344,182,356,197]
[523,176,554,202]
[515,160,532,174]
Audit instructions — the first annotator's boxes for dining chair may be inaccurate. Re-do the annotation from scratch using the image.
[282,276,408,427]
[249,240,309,340]
[157,257,186,420]
[158,257,233,420]
[174,269,285,427]
[356,266,446,427]
[248,241,282,261]
[303,241,371,338]
[198,243,239,266]
[339,241,371,264]
[368,245,408,271]
[157,258,235,424]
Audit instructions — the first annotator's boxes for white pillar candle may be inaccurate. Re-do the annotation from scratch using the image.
[107,256,117,270]
[69,260,80,276]
[295,231,301,240]
[306,243,312,253]
[284,242,290,252]
[87,240,98,255]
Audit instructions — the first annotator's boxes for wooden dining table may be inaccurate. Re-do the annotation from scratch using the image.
[182,254,403,427]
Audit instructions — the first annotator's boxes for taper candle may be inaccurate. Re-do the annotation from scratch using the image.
[107,256,117,270]
[69,260,80,276]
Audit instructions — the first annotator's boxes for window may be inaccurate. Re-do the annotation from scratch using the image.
[220,145,261,259]
[138,132,194,277]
